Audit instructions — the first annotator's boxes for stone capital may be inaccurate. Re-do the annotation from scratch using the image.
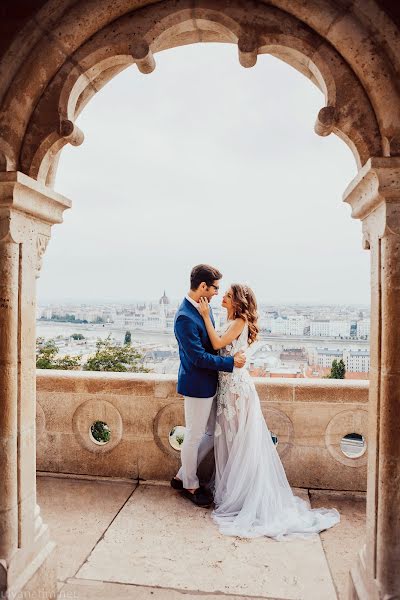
[0,172,71,278]
[0,171,71,243]
[343,157,400,244]
[343,157,400,219]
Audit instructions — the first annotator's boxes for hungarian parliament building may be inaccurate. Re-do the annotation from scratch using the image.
[115,291,226,332]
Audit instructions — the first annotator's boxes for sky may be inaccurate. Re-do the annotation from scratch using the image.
[37,43,370,306]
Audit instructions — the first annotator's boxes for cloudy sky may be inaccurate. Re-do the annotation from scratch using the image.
[37,43,370,305]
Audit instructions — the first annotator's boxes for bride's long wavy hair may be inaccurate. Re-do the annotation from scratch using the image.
[230,283,259,345]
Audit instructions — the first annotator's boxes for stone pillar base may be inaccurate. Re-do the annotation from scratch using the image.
[5,541,58,600]
[348,548,378,600]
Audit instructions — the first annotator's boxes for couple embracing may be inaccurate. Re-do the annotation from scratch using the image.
[171,264,340,540]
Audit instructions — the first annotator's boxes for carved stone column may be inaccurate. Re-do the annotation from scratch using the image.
[344,157,400,600]
[0,172,70,599]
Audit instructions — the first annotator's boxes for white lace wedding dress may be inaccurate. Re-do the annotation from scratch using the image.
[212,321,340,540]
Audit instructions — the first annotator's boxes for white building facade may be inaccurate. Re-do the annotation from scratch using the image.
[270,315,307,336]
[310,320,330,337]
[343,349,370,372]
[311,347,370,372]
[357,319,370,339]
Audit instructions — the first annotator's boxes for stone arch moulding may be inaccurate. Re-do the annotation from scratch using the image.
[0,0,393,188]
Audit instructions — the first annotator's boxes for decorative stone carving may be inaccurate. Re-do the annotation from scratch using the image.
[36,234,50,278]
[131,40,156,74]
[1,0,399,166]
[238,30,259,68]
[7,0,387,184]
[58,119,84,146]
[27,121,84,183]
[315,106,336,137]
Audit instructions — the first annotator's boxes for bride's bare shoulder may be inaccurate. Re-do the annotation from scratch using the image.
[232,317,246,331]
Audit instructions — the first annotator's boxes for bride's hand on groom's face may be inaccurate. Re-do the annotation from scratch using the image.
[198,297,210,318]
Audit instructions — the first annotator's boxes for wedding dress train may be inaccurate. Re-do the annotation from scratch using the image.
[212,322,340,540]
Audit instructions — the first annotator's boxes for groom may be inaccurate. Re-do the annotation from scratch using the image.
[171,264,246,506]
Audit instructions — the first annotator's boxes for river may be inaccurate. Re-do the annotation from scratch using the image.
[36,320,177,346]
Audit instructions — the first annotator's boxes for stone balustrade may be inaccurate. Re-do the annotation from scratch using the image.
[36,371,368,491]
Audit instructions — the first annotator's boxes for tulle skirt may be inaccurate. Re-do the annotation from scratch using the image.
[212,372,340,540]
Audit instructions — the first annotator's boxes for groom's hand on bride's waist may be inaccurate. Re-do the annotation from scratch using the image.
[234,352,246,368]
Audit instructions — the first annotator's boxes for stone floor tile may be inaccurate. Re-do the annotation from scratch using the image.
[59,578,284,599]
[309,490,366,599]
[76,484,337,600]
[38,476,136,581]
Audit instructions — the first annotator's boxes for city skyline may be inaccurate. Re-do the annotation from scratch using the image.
[37,43,369,305]
[36,296,371,377]
[37,296,370,308]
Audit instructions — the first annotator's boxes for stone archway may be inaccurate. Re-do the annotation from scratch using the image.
[0,1,390,182]
[0,2,400,599]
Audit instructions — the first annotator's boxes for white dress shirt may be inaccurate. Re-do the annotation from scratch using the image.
[185,294,216,327]
[185,294,200,310]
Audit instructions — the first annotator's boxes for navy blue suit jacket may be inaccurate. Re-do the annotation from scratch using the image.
[174,298,234,398]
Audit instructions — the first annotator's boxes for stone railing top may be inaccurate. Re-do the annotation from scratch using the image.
[36,369,369,386]
[36,370,369,402]
[36,369,177,382]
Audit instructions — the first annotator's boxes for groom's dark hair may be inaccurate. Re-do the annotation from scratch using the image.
[190,264,222,290]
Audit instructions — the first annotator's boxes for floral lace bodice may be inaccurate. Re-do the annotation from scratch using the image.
[216,321,253,433]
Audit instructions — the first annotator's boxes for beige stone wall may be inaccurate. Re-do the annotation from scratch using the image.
[36,371,368,491]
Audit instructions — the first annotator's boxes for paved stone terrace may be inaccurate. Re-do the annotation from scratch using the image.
[37,475,366,600]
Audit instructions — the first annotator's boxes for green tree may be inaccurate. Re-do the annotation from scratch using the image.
[124,331,132,345]
[328,358,346,379]
[71,333,85,340]
[83,335,149,372]
[36,339,58,369]
[51,314,87,324]
[55,355,82,370]
[36,338,81,370]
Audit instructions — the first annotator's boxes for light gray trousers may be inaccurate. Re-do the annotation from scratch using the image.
[177,395,216,490]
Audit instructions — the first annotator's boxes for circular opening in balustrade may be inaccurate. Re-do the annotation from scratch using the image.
[89,421,111,445]
[270,431,278,446]
[169,426,186,451]
[340,433,366,458]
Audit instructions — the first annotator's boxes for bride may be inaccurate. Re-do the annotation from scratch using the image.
[198,284,340,540]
